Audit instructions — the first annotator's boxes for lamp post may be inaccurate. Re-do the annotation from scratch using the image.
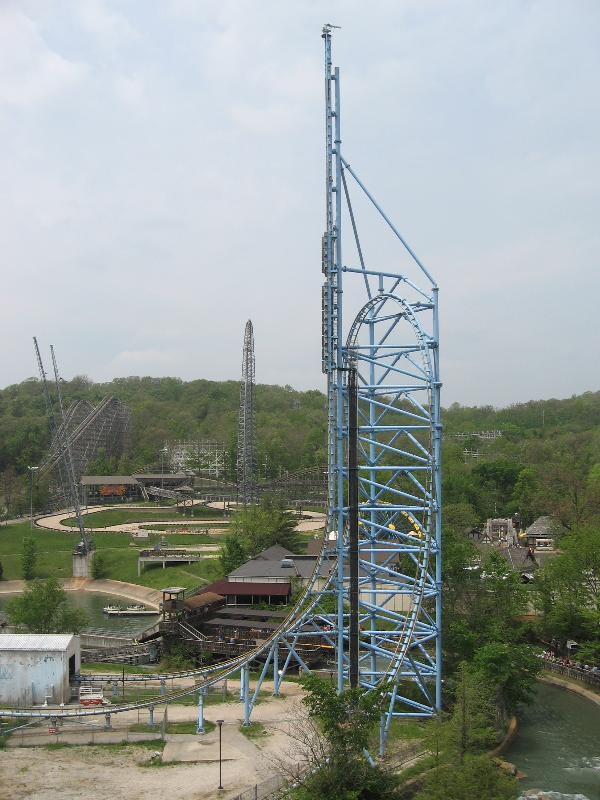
[27,466,39,530]
[160,447,168,490]
[216,719,224,789]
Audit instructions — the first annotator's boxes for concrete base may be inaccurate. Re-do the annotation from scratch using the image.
[73,552,92,578]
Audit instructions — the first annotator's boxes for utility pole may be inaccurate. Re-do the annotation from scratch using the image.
[160,447,168,491]
[27,466,39,530]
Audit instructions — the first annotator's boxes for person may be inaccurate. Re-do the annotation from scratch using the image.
[525,546,536,562]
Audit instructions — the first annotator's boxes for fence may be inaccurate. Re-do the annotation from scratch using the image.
[4,712,167,748]
[230,764,304,800]
[542,660,600,691]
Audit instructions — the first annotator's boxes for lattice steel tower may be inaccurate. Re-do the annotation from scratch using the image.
[237,320,257,505]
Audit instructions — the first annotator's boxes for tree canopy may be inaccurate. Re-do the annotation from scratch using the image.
[5,577,89,633]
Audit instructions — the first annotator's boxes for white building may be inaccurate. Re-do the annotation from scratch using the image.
[0,634,80,706]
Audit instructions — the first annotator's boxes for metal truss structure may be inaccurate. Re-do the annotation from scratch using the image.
[38,394,131,507]
[166,439,227,477]
[237,320,257,506]
[33,339,89,552]
[3,32,440,757]
[319,25,441,735]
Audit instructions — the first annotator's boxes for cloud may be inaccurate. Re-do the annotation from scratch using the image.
[76,0,138,46]
[0,6,88,107]
[1,1,599,407]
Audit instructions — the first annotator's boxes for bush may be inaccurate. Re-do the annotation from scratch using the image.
[415,755,518,800]
[22,537,37,580]
[91,552,108,579]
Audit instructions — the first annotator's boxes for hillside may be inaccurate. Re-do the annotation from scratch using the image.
[0,376,327,479]
[1,376,600,528]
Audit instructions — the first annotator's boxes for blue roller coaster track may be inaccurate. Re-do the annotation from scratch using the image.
[2,27,441,757]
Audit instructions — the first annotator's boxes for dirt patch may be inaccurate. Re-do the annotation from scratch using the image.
[0,693,300,800]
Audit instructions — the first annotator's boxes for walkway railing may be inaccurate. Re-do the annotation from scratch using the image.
[542,659,600,691]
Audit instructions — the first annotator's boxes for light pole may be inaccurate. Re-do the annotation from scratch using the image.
[160,447,168,490]
[216,719,224,789]
[27,466,39,530]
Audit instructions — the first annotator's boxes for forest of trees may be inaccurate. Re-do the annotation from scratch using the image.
[0,375,329,514]
[2,375,600,528]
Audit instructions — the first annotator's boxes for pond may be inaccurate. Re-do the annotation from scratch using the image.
[507,682,600,800]
[0,591,159,637]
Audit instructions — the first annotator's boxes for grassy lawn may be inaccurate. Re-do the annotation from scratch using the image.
[81,662,161,674]
[40,740,162,752]
[60,506,227,529]
[240,721,269,739]
[130,720,215,735]
[62,509,198,528]
[138,523,229,531]
[0,521,224,588]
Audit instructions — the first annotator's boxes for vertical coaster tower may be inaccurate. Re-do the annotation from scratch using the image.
[237,320,257,506]
[321,26,442,749]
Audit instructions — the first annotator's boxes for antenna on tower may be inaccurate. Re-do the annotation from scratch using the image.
[237,320,257,507]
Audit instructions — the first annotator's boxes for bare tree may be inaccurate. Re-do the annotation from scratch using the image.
[265,700,329,790]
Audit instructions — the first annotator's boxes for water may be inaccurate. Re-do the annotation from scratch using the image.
[0,592,158,637]
[507,683,600,800]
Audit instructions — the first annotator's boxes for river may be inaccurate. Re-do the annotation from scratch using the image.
[507,682,600,800]
[0,592,158,637]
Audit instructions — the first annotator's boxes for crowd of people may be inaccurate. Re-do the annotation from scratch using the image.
[540,650,600,678]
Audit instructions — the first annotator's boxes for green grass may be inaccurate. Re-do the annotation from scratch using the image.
[130,720,215,735]
[62,510,188,528]
[40,740,162,752]
[81,662,161,675]
[240,721,269,740]
[61,507,226,529]
[138,523,228,532]
[117,688,203,705]
[0,521,224,588]
[386,719,426,743]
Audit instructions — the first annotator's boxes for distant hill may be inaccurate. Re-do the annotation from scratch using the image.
[0,375,328,478]
[444,390,600,436]
[1,376,599,528]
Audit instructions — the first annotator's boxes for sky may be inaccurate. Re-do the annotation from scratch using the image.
[1,0,599,407]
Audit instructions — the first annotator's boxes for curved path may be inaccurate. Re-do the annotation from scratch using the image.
[35,505,326,535]
[0,578,161,608]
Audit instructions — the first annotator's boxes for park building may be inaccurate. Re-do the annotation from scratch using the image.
[80,472,192,505]
[0,634,80,706]
[81,475,144,504]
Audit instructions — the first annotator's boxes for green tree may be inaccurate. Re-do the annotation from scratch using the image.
[22,537,37,580]
[91,551,108,579]
[219,534,247,575]
[221,500,302,572]
[443,664,498,764]
[511,467,541,527]
[6,577,89,633]
[86,448,117,475]
[472,643,540,718]
[415,755,518,800]
[286,675,400,800]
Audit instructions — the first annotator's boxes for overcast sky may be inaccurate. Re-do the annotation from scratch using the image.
[1,1,599,407]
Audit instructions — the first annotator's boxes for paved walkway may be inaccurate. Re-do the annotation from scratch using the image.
[0,577,161,608]
[35,505,326,535]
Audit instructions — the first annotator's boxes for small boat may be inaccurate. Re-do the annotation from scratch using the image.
[102,603,156,616]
